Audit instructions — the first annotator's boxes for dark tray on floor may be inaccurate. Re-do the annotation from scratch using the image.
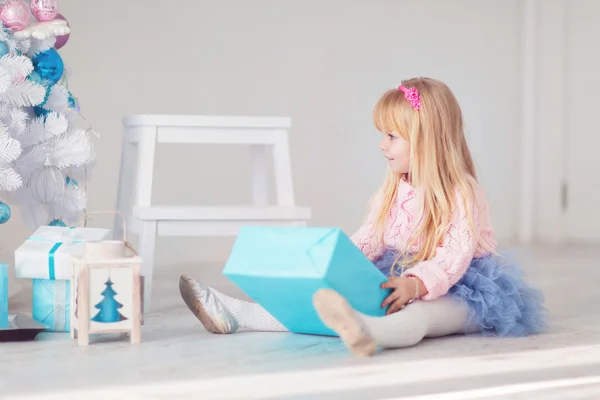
[0,314,47,342]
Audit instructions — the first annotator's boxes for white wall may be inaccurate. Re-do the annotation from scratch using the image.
[534,0,600,243]
[535,0,566,243]
[1,0,524,267]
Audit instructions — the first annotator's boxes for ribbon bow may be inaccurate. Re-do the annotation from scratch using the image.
[28,228,82,280]
[29,230,81,245]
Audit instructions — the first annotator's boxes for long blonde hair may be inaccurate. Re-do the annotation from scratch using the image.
[369,77,494,271]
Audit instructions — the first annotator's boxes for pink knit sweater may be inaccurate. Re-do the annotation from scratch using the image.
[351,178,497,301]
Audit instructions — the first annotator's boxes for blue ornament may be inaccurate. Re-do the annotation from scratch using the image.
[0,202,10,224]
[32,49,64,85]
[48,218,67,227]
[0,41,9,57]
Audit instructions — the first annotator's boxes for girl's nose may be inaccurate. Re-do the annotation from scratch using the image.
[379,138,387,151]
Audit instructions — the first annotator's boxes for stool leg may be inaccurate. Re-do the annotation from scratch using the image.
[272,134,295,206]
[250,145,269,206]
[138,220,157,314]
[134,130,157,208]
[130,128,157,314]
[115,137,137,240]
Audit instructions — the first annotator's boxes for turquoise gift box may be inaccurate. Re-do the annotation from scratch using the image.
[0,263,8,329]
[222,226,391,336]
[32,279,70,332]
[14,225,110,332]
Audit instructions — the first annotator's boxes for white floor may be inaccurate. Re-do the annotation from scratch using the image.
[2,243,600,399]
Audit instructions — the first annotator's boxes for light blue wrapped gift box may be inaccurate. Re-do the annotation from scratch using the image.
[0,263,8,329]
[32,279,70,332]
[14,225,110,333]
[223,226,391,336]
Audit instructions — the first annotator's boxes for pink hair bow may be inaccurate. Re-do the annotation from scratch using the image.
[398,85,421,110]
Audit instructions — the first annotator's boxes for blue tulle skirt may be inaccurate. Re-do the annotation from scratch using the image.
[373,249,547,337]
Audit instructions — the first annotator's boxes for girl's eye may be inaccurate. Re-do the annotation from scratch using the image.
[388,134,395,140]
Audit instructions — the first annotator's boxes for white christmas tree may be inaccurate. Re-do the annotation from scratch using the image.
[0,0,96,230]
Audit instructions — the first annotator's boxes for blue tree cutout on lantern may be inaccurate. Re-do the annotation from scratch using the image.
[91,278,127,323]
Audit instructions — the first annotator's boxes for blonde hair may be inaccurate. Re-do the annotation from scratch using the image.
[369,77,495,272]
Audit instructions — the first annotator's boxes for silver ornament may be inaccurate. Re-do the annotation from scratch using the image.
[27,165,66,204]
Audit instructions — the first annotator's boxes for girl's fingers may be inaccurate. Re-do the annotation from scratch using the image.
[381,289,402,308]
[380,278,400,289]
[385,297,407,315]
[380,281,393,289]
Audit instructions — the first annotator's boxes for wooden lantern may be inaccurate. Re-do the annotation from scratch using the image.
[70,240,143,346]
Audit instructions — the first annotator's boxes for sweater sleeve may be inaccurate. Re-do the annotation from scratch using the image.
[350,191,385,261]
[401,192,479,300]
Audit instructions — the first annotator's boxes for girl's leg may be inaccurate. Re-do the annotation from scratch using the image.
[179,274,289,334]
[313,289,478,356]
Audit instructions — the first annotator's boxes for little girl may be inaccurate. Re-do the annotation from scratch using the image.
[179,77,546,357]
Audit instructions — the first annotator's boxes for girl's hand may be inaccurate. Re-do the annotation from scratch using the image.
[380,277,426,315]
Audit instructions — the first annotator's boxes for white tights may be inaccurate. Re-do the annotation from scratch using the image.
[209,289,478,349]
[357,296,479,347]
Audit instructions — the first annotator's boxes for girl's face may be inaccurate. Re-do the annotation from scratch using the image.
[380,131,410,175]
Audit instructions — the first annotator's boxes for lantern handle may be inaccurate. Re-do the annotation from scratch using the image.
[80,210,134,254]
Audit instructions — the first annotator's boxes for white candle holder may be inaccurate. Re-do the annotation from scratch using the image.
[69,211,143,346]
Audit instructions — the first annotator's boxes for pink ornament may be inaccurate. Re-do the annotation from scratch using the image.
[54,13,69,49]
[1,1,30,31]
[30,0,59,22]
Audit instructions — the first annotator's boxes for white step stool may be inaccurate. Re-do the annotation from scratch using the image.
[114,115,311,312]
